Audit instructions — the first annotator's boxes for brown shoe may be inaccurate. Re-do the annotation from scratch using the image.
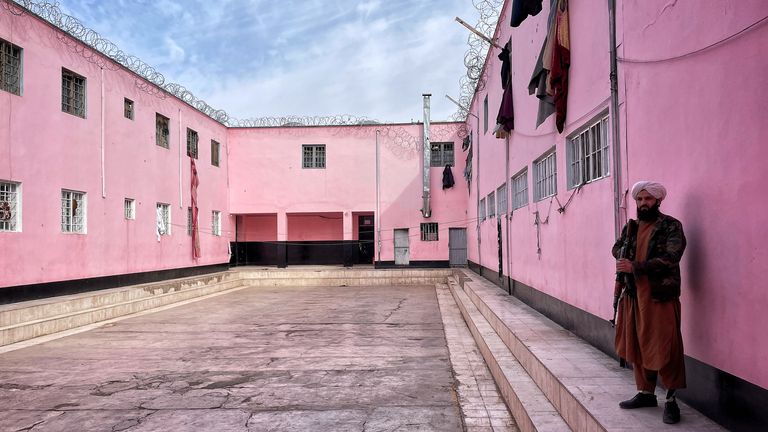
[619,392,658,409]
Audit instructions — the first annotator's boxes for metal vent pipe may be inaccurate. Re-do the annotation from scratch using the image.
[421,94,432,218]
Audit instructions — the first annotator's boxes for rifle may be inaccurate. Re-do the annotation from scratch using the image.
[610,219,637,327]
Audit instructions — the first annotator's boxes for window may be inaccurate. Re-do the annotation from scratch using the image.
[302,144,326,168]
[156,203,171,236]
[124,98,134,120]
[511,170,529,210]
[187,207,193,236]
[479,197,486,221]
[61,190,86,233]
[211,140,220,167]
[497,183,508,215]
[61,68,86,117]
[0,38,22,95]
[420,222,438,241]
[567,115,610,188]
[186,128,198,159]
[487,191,496,218]
[212,210,221,236]
[0,181,20,232]
[124,198,135,220]
[430,142,454,167]
[156,113,170,148]
[534,151,557,201]
[483,95,489,134]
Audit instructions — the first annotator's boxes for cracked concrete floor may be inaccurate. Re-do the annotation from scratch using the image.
[0,285,464,431]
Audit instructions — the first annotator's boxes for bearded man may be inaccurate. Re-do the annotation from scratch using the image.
[612,181,687,424]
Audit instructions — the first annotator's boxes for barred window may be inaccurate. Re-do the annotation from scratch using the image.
[511,170,529,210]
[479,197,486,221]
[61,69,86,118]
[430,142,454,167]
[483,95,489,134]
[187,207,193,236]
[567,115,610,188]
[0,38,22,95]
[533,151,557,201]
[487,191,496,218]
[156,203,171,236]
[211,140,220,167]
[0,181,21,232]
[212,210,221,236]
[187,128,198,159]
[420,222,438,241]
[496,183,508,214]
[302,144,326,168]
[61,190,86,233]
[124,198,135,220]
[156,113,169,148]
[124,98,134,120]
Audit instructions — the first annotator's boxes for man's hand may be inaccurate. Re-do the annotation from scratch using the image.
[616,258,633,273]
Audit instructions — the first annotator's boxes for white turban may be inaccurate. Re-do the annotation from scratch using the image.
[631,181,667,201]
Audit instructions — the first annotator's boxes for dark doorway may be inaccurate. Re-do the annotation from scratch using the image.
[358,215,375,264]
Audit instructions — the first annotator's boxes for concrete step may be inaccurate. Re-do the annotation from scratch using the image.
[243,276,449,287]
[447,278,570,432]
[0,276,244,347]
[456,269,724,431]
[235,267,454,281]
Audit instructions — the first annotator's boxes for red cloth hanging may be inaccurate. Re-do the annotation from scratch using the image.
[550,0,570,133]
[191,158,201,258]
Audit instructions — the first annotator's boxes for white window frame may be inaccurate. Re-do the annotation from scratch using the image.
[124,198,135,220]
[479,197,486,221]
[511,169,529,210]
[212,210,221,237]
[61,68,86,118]
[186,128,199,159]
[496,183,508,215]
[533,150,557,202]
[156,113,170,148]
[567,114,610,189]
[1,38,23,96]
[0,180,21,232]
[61,189,86,233]
[156,203,171,236]
[487,191,496,218]
[302,144,326,169]
[420,222,438,241]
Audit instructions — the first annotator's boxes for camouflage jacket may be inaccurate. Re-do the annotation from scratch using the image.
[612,213,687,302]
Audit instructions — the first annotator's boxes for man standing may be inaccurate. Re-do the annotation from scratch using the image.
[613,181,687,424]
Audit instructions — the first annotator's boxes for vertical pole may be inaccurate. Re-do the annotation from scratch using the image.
[375,129,382,263]
[609,0,623,236]
[100,67,105,198]
[421,94,432,218]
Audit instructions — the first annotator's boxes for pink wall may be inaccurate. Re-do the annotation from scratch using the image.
[287,213,343,241]
[227,123,470,262]
[466,0,768,389]
[237,214,277,241]
[0,10,231,288]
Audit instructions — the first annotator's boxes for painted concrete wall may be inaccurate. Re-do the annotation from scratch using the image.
[227,123,470,263]
[287,213,343,241]
[237,214,277,241]
[466,0,768,390]
[0,9,231,288]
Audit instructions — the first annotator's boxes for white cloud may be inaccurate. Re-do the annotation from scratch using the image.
[163,36,186,63]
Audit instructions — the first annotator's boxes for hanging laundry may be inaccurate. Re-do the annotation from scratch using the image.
[464,150,472,192]
[495,41,514,137]
[442,164,455,189]
[510,0,544,27]
[549,0,570,133]
[528,0,558,128]
[462,134,471,151]
[499,41,511,89]
[191,158,201,258]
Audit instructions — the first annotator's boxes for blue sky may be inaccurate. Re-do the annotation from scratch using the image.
[54,0,484,122]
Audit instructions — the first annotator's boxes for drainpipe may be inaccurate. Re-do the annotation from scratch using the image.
[100,67,105,198]
[505,135,512,294]
[375,129,382,262]
[476,116,481,271]
[609,0,623,236]
[421,94,432,218]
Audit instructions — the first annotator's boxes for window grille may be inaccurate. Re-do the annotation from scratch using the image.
[61,69,86,118]
[211,140,220,167]
[187,207,193,236]
[212,210,221,236]
[511,170,529,210]
[156,203,170,236]
[420,222,438,241]
[302,144,326,168]
[124,98,134,120]
[156,113,169,148]
[124,198,135,220]
[483,95,489,134]
[533,151,557,201]
[61,190,86,233]
[487,191,496,218]
[0,181,20,232]
[0,38,22,95]
[430,142,454,167]
[479,197,486,221]
[497,183,508,214]
[186,128,198,159]
[567,115,610,188]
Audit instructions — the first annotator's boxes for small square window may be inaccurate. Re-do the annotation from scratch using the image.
[0,180,21,232]
[534,150,557,201]
[487,192,496,218]
[497,184,508,214]
[302,144,325,168]
[124,98,134,120]
[512,170,529,210]
[479,197,486,221]
[187,128,198,159]
[1,38,23,96]
[212,210,221,236]
[156,113,170,148]
[420,222,438,241]
[156,203,171,236]
[567,115,610,189]
[61,68,86,118]
[61,190,86,233]
[430,142,454,167]
[124,198,135,220]
[211,140,220,167]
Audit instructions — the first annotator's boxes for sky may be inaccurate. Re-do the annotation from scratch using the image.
[53,0,485,123]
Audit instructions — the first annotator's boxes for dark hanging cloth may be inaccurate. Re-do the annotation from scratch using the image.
[499,41,511,89]
[528,0,558,129]
[442,165,455,189]
[510,0,544,27]
[495,41,515,134]
[464,148,472,192]
[549,0,570,133]
[462,134,471,151]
